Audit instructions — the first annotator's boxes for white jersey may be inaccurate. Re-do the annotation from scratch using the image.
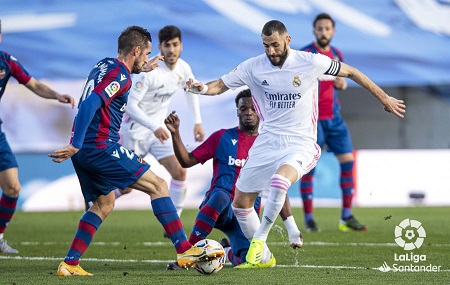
[121,58,201,140]
[221,49,338,141]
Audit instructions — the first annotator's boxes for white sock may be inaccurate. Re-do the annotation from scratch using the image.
[254,174,290,241]
[261,243,272,263]
[223,247,232,262]
[283,215,301,243]
[169,179,187,217]
[231,206,260,240]
[114,189,122,199]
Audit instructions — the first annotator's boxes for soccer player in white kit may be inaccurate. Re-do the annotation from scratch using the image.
[120,26,204,217]
[185,20,406,267]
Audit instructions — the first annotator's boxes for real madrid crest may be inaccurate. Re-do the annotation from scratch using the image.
[292,75,301,87]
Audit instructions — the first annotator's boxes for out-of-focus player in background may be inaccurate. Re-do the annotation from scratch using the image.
[300,13,366,232]
[119,25,204,218]
[49,26,217,276]
[185,20,405,267]
[165,89,303,269]
[0,19,75,254]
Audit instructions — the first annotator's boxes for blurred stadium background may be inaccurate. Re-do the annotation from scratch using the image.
[1,0,449,211]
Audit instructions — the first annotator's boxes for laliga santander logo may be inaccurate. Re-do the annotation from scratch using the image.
[394,219,426,250]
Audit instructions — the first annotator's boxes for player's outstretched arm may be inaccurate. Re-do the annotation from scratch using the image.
[338,62,406,118]
[25,77,75,109]
[164,111,199,168]
[184,78,229,96]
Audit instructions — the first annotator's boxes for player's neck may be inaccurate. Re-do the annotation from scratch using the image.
[164,61,177,71]
[116,56,132,72]
[314,42,330,52]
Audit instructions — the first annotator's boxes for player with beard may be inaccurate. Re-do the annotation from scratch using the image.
[165,89,303,269]
[300,13,366,232]
[185,20,405,267]
[49,26,216,276]
[119,25,204,219]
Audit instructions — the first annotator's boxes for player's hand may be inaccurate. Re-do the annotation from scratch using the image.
[334,77,347,90]
[154,127,170,143]
[194,123,205,142]
[56,94,76,109]
[142,55,164,72]
[164,111,180,133]
[184,78,206,94]
[382,96,406,118]
[48,144,79,163]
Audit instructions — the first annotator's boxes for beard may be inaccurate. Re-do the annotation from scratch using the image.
[317,37,330,49]
[131,60,143,74]
[267,42,289,67]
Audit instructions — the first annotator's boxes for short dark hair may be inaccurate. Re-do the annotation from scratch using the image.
[313,13,335,28]
[235,89,252,107]
[261,20,287,36]
[158,25,182,44]
[118,26,152,54]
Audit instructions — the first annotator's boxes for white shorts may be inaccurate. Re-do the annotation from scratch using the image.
[235,132,321,198]
[121,131,175,161]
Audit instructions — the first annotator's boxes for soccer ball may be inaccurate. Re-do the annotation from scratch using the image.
[193,239,226,274]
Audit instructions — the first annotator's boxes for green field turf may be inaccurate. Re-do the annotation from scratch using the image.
[0,207,448,285]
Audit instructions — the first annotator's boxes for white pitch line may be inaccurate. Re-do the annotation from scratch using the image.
[1,255,448,272]
[15,241,450,247]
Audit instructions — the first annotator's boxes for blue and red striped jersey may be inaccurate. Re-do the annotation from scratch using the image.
[192,127,257,199]
[0,50,31,102]
[71,58,132,148]
[301,42,344,120]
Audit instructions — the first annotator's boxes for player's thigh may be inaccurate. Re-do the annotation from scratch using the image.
[129,168,169,199]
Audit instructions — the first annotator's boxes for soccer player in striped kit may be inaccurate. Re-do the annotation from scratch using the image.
[0,20,75,254]
[300,13,366,232]
[120,25,204,219]
[186,20,405,267]
[164,89,302,269]
[49,26,218,276]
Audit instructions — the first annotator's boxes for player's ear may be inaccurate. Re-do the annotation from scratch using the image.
[134,46,141,56]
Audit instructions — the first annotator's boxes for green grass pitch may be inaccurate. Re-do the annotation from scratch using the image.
[0,207,448,285]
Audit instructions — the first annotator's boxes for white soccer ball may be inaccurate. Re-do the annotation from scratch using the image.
[193,239,226,274]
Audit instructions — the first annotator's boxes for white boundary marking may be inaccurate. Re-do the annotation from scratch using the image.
[14,241,450,247]
[0,255,448,272]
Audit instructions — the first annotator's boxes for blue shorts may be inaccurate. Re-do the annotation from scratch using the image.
[71,142,150,203]
[0,123,18,171]
[317,111,353,155]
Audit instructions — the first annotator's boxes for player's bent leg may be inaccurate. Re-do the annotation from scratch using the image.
[131,169,206,268]
[0,168,21,254]
[159,155,187,217]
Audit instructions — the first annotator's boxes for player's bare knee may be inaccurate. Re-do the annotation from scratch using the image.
[153,176,169,196]
[171,167,186,181]
[3,182,21,197]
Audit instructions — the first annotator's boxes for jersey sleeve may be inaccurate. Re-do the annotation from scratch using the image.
[71,93,103,148]
[220,59,252,90]
[191,129,224,164]
[310,53,340,78]
[125,72,160,131]
[92,66,129,104]
[8,53,31,84]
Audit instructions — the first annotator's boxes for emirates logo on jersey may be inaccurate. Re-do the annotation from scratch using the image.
[292,76,301,87]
